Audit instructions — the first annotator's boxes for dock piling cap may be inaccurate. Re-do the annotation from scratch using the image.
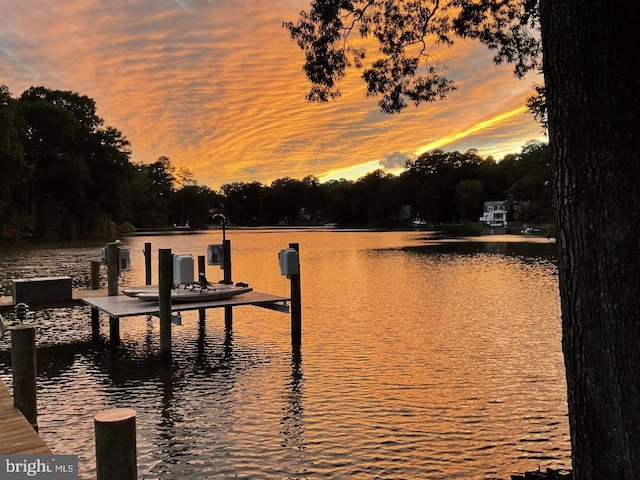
[95,408,136,423]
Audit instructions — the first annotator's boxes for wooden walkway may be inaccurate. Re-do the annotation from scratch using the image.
[0,379,51,454]
[0,288,108,314]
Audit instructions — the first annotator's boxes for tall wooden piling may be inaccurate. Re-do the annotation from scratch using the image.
[289,243,302,348]
[105,243,121,345]
[11,325,38,430]
[106,242,119,297]
[91,307,100,339]
[223,240,233,328]
[198,255,206,322]
[144,242,152,285]
[90,260,101,290]
[109,317,120,346]
[159,248,173,360]
[95,408,137,480]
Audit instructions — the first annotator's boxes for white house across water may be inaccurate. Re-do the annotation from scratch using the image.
[479,197,520,227]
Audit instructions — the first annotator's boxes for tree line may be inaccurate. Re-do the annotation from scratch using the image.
[0,85,550,241]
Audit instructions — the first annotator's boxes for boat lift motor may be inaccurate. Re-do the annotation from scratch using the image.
[99,245,131,274]
[119,247,131,272]
[206,244,224,267]
[278,248,299,277]
[173,254,194,285]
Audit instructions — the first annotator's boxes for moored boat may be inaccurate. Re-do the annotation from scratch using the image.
[123,282,252,303]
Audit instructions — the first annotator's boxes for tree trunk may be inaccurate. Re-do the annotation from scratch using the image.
[540,1,640,478]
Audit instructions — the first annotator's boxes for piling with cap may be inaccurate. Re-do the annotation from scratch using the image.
[94,408,137,480]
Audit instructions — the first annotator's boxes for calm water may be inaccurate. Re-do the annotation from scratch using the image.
[0,229,570,479]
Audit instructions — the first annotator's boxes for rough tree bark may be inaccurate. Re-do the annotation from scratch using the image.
[540,0,640,477]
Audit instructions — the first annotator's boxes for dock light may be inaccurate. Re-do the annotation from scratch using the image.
[14,303,29,323]
[211,212,227,242]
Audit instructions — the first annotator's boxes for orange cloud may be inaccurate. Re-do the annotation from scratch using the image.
[1,1,545,189]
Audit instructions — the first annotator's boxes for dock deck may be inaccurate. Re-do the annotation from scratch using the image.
[80,290,290,318]
[0,380,51,455]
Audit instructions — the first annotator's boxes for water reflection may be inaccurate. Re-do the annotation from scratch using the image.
[0,230,570,478]
[405,236,558,260]
[280,349,305,450]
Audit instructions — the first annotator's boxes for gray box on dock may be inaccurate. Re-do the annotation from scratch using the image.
[12,276,73,305]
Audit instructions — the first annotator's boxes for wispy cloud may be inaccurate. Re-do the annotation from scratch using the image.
[1,0,545,189]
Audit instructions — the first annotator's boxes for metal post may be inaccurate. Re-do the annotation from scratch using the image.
[144,242,152,286]
[11,324,38,430]
[95,408,137,480]
[159,249,173,361]
[289,243,302,348]
[106,242,119,297]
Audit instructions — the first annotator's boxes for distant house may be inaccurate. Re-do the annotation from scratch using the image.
[479,197,520,227]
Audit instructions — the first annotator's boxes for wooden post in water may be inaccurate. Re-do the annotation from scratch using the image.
[106,243,120,345]
[94,408,137,480]
[106,242,119,297]
[91,307,100,340]
[159,248,173,361]
[109,317,120,346]
[223,239,233,328]
[197,255,206,322]
[11,324,38,430]
[144,242,152,285]
[90,260,101,290]
[289,243,302,348]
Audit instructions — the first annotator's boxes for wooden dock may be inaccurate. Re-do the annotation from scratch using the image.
[0,288,108,314]
[0,379,51,454]
[81,290,290,318]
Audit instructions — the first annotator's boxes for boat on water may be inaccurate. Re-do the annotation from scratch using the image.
[123,282,252,303]
[521,225,541,234]
[411,218,429,227]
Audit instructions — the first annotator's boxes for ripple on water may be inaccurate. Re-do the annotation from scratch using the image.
[0,231,570,478]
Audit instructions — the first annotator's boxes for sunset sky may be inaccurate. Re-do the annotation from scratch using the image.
[1,0,545,190]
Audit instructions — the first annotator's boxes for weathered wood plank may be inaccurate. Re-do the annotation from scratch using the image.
[0,379,51,454]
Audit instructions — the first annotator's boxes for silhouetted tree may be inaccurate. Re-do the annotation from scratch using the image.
[286,1,640,477]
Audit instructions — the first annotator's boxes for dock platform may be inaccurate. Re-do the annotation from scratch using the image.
[0,380,51,455]
[80,290,290,318]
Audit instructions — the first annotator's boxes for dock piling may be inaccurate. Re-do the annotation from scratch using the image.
[109,316,120,346]
[144,242,152,285]
[11,324,38,431]
[198,255,206,321]
[90,260,101,290]
[223,240,233,328]
[289,243,302,348]
[91,307,100,339]
[159,248,173,360]
[94,408,137,480]
[106,242,119,297]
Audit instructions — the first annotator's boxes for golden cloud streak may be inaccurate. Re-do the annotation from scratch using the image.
[1,1,545,189]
